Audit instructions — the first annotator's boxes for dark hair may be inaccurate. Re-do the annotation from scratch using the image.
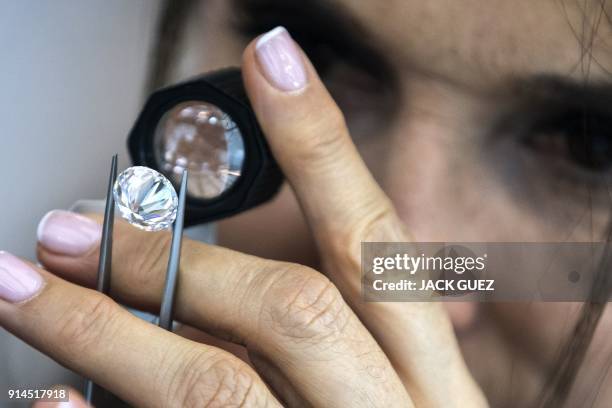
[536,2,612,405]
[536,224,612,407]
[144,0,196,93]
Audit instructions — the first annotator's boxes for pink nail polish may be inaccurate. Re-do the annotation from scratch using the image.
[47,400,81,408]
[255,26,307,92]
[37,210,101,256]
[0,251,44,303]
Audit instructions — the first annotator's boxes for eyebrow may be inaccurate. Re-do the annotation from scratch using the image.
[234,0,612,115]
[232,0,396,83]
[510,75,612,114]
[233,0,358,44]
[489,74,612,140]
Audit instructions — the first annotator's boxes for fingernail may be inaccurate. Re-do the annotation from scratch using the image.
[34,399,83,408]
[46,403,78,408]
[255,26,307,92]
[37,210,101,256]
[42,399,83,408]
[0,251,44,303]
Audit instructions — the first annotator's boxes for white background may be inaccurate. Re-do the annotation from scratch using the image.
[0,1,160,401]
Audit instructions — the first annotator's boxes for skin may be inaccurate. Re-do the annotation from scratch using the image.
[7,0,612,406]
[4,33,485,407]
[208,0,612,406]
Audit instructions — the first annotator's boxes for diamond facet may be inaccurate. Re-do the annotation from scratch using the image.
[113,166,178,231]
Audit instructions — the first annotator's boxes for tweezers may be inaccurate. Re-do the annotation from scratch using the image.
[84,154,188,406]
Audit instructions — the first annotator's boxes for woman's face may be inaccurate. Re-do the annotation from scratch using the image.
[179,0,612,404]
[204,0,612,250]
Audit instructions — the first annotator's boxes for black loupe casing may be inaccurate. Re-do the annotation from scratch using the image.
[128,67,283,226]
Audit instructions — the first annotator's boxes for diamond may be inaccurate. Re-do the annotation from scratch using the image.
[113,166,178,231]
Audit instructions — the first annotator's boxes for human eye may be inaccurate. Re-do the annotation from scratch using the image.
[521,106,612,175]
[491,77,612,202]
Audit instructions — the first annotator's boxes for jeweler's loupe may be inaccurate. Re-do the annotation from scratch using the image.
[128,67,283,226]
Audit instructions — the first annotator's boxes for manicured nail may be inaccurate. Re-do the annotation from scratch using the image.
[33,399,84,408]
[0,251,44,303]
[40,398,83,408]
[46,403,78,408]
[255,26,307,92]
[37,210,101,256]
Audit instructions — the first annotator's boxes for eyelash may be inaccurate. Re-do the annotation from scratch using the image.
[520,108,612,176]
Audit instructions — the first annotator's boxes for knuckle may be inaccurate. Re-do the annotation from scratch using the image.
[265,265,351,342]
[168,350,260,408]
[55,293,120,354]
[336,201,405,271]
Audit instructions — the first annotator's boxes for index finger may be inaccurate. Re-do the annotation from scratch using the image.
[243,26,403,255]
[243,27,487,407]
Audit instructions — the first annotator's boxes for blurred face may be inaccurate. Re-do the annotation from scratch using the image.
[175,0,612,404]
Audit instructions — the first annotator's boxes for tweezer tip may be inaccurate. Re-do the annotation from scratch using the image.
[97,154,118,293]
[158,169,188,331]
[176,170,187,218]
[180,169,188,186]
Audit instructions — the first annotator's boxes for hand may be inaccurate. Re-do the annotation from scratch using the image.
[1,27,486,407]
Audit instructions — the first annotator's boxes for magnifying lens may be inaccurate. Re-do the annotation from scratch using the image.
[127,67,283,225]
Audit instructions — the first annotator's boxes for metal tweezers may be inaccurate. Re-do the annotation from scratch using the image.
[84,154,188,406]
